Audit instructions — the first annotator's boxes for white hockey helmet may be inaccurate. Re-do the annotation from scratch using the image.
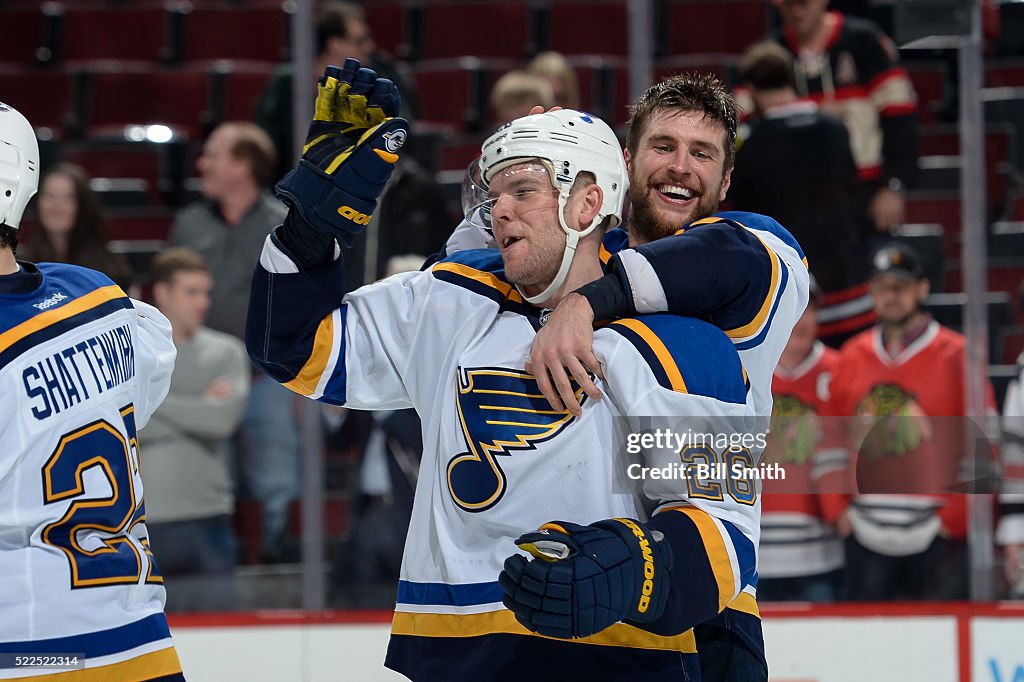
[477,109,628,304]
[0,102,39,230]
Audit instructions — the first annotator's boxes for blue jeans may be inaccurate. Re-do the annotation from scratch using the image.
[238,374,301,559]
[147,515,237,612]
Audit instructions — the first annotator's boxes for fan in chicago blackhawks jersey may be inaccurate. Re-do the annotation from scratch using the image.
[0,104,182,680]
[247,60,769,681]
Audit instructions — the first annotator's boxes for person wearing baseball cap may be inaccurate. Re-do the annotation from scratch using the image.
[868,242,928,348]
[820,241,996,600]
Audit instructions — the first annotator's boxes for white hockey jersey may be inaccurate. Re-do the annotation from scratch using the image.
[249,239,766,681]
[0,263,179,680]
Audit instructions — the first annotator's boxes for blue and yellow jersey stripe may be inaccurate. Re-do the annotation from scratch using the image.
[393,580,696,653]
[0,613,181,681]
[11,647,181,682]
[0,282,133,373]
[281,305,347,403]
[659,505,757,612]
[607,315,748,403]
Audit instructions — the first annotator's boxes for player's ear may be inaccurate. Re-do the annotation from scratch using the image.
[577,182,603,231]
[623,148,632,172]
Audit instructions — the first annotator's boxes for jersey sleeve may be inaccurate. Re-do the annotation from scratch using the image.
[247,232,441,408]
[610,213,809,352]
[594,316,761,634]
[129,299,176,429]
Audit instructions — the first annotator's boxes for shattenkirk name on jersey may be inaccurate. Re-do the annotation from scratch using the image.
[21,323,136,420]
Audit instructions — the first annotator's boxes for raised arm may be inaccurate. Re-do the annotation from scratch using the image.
[245,59,411,406]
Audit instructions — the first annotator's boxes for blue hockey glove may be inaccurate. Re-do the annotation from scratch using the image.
[276,58,409,244]
[499,518,673,639]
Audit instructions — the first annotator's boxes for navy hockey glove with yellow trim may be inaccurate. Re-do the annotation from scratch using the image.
[499,519,673,639]
[275,58,408,244]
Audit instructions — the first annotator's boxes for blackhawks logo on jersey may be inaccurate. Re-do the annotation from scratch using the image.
[854,384,933,459]
[447,367,586,512]
[765,394,821,466]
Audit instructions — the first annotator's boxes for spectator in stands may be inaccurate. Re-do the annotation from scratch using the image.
[21,162,130,288]
[527,51,581,110]
[757,0,920,234]
[997,357,1024,598]
[489,70,555,127]
[170,121,299,563]
[255,0,420,184]
[759,278,845,602]
[142,248,249,612]
[822,243,996,600]
[731,42,870,347]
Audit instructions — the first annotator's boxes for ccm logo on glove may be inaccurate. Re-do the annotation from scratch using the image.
[337,205,371,225]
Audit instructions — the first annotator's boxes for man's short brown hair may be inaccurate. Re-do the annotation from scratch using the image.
[626,72,739,171]
[739,42,796,92]
[220,122,278,188]
[150,247,209,286]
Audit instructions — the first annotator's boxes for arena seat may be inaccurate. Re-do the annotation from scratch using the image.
[0,6,47,64]
[211,63,275,124]
[663,0,769,57]
[63,138,188,206]
[57,5,172,63]
[415,2,533,60]
[548,1,629,57]
[181,3,292,63]
[365,3,407,58]
[0,67,74,133]
[84,67,211,139]
[105,208,177,242]
[413,58,512,131]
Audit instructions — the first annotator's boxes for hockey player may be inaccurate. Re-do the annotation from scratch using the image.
[0,104,182,679]
[247,60,774,681]
[497,73,810,678]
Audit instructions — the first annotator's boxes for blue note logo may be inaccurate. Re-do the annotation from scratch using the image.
[447,367,585,512]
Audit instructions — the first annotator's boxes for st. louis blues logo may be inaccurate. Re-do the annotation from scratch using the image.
[447,367,586,512]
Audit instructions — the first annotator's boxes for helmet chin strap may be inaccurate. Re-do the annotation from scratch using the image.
[517,189,603,306]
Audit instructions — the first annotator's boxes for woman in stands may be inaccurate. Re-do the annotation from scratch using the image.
[21,162,130,288]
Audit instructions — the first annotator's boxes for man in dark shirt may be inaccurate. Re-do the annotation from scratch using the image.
[732,41,868,346]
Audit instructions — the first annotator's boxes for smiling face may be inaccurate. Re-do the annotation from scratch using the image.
[487,161,566,296]
[625,109,732,244]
